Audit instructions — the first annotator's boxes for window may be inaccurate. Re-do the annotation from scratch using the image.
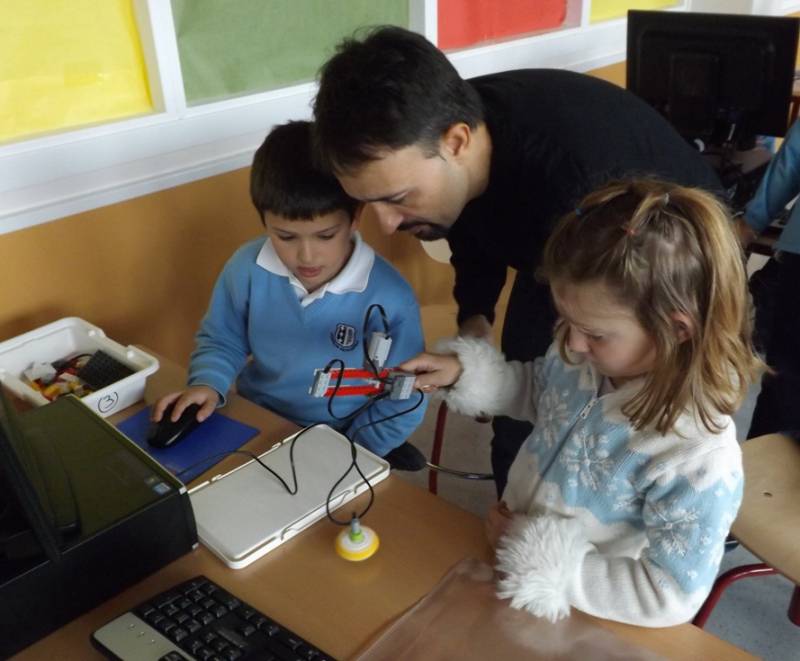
[11,0,793,236]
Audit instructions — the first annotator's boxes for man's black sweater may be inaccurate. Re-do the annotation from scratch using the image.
[448,69,723,325]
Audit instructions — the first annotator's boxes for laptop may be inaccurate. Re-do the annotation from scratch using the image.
[189,424,389,568]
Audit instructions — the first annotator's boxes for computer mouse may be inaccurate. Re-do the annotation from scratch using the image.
[146,402,202,448]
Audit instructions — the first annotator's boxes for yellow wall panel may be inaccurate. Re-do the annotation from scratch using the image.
[591,0,679,24]
[0,0,152,143]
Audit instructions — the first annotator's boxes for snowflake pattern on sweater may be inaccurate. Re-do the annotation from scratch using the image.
[440,337,743,626]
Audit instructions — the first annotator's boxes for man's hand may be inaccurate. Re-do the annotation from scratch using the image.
[734,216,758,249]
[458,314,493,341]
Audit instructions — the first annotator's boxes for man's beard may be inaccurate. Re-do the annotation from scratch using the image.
[397,219,450,241]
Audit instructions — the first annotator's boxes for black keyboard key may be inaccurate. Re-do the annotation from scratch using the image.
[240,623,257,637]
[157,619,176,635]
[296,645,318,660]
[188,639,205,655]
[237,606,255,621]
[275,629,303,650]
[216,593,241,610]
[186,618,202,634]
[159,652,190,661]
[217,626,248,649]
[145,611,165,626]
[139,605,156,619]
[199,611,215,626]
[154,591,182,609]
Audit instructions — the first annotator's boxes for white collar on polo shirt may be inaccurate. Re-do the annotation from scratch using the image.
[256,231,375,307]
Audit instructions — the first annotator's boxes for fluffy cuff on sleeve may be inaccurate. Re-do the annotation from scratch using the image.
[436,336,513,418]
[495,515,592,622]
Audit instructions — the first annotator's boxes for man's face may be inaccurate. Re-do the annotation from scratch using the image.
[336,143,471,241]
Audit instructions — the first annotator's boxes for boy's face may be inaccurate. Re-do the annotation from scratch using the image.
[336,142,471,241]
[264,210,358,293]
[551,280,657,387]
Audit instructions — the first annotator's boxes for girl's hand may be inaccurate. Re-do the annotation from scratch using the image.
[485,500,514,548]
[398,352,463,393]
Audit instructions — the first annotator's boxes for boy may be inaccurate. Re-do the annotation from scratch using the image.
[152,120,427,464]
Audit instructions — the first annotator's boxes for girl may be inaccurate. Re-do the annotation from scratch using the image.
[402,179,764,627]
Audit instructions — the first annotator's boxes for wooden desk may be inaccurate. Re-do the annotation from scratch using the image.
[13,355,754,660]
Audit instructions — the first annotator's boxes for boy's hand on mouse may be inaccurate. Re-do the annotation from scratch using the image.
[485,500,514,549]
[398,352,463,393]
[152,386,219,423]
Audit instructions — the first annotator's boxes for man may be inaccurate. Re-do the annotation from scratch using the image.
[313,26,722,496]
[735,118,800,439]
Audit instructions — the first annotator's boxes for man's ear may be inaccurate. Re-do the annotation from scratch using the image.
[349,207,362,235]
[440,122,472,159]
[671,312,694,343]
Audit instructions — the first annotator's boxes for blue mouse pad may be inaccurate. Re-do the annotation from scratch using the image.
[117,407,260,484]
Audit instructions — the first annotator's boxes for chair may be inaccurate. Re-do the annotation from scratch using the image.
[693,433,800,628]
[427,401,494,495]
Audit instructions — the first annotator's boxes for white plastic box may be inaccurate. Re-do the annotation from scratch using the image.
[0,317,158,417]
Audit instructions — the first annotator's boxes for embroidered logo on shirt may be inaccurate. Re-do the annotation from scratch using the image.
[331,323,357,351]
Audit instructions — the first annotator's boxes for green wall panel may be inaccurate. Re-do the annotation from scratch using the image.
[172,0,409,105]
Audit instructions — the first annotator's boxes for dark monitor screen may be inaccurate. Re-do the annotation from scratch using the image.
[0,389,77,571]
[627,10,799,150]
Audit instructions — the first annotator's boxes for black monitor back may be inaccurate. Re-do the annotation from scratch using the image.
[627,10,799,149]
[0,394,197,657]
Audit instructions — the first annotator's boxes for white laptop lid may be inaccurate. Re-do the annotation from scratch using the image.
[188,425,390,569]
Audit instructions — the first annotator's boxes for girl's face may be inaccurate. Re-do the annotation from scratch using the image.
[551,279,657,387]
[264,210,358,293]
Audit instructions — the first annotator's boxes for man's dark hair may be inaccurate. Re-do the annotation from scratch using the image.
[313,26,484,173]
[250,120,358,223]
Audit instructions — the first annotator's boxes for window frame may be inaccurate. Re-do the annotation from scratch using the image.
[10,0,792,235]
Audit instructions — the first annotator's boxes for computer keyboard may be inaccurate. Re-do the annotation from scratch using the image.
[91,576,336,661]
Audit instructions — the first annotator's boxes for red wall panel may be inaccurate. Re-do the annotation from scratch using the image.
[438,0,567,50]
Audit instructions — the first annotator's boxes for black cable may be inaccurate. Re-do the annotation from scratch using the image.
[362,303,389,378]
[174,426,319,493]
[325,390,425,525]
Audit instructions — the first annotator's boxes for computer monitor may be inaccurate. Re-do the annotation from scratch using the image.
[0,389,78,570]
[627,10,799,151]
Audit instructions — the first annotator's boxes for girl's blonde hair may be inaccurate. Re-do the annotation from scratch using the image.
[540,178,764,435]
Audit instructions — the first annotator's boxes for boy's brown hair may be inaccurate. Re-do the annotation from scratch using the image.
[250,120,358,223]
[540,178,764,435]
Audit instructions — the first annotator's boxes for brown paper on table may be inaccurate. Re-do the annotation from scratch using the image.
[355,559,664,661]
